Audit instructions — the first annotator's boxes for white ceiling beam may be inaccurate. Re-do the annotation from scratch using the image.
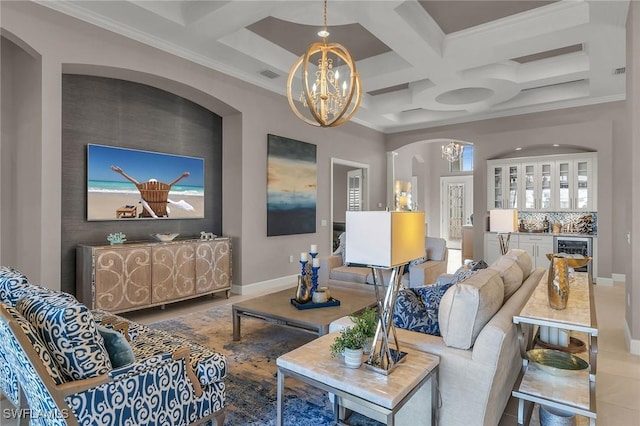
[443,1,590,70]
[218,28,298,76]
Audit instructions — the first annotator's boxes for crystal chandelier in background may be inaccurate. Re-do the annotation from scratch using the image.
[286,0,361,127]
[442,141,464,163]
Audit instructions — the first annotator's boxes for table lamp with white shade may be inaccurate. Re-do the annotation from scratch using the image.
[346,210,425,374]
[490,209,518,255]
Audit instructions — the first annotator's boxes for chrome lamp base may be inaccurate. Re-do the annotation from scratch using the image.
[365,265,407,375]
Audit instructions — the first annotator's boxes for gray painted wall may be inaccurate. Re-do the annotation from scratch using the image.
[60,75,222,294]
[1,36,43,281]
[626,1,640,346]
[0,2,386,294]
[387,103,635,342]
[387,104,621,280]
[3,0,637,346]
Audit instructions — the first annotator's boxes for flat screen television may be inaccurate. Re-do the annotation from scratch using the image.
[87,144,205,221]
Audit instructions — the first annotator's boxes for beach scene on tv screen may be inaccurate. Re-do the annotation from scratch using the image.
[87,144,205,221]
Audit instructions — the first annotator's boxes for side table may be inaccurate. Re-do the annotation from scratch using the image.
[276,332,439,426]
[512,271,598,425]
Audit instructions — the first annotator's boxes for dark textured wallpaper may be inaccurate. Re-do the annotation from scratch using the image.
[61,74,222,295]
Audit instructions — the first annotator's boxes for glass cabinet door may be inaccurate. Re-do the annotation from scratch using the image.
[522,161,553,211]
[491,165,504,208]
[576,160,591,209]
[523,164,535,210]
[507,165,519,209]
[555,158,594,211]
[557,161,572,210]
[539,162,553,210]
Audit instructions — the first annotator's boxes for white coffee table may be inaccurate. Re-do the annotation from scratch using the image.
[276,332,439,426]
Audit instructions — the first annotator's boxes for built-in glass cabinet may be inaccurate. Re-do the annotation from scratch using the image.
[487,153,597,212]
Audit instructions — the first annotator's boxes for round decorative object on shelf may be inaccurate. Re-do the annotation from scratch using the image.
[312,290,328,304]
[526,349,589,376]
[539,405,576,426]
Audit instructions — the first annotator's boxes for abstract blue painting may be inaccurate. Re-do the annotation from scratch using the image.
[267,134,317,236]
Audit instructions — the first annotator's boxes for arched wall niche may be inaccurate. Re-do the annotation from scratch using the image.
[62,63,239,118]
[0,29,40,60]
[489,144,595,160]
[59,67,237,294]
[391,138,474,238]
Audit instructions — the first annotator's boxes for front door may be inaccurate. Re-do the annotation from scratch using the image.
[440,176,473,250]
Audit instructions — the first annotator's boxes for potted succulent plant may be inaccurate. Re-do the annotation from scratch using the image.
[330,326,366,368]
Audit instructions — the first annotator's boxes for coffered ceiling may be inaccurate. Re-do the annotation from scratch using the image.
[38,0,630,133]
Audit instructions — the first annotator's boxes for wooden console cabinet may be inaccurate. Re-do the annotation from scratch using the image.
[77,238,231,313]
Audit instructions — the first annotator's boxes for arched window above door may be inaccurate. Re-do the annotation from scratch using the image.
[449,144,474,172]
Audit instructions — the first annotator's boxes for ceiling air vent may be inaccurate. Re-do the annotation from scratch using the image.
[259,69,280,79]
[613,67,626,75]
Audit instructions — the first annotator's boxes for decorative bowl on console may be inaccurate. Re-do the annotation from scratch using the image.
[151,233,179,242]
[526,349,588,376]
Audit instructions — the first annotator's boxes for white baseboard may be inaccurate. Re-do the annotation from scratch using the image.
[612,273,626,283]
[625,321,640,355]
[595,276,613,286]
[231,275,297,295]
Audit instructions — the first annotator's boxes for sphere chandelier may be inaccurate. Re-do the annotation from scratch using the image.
[286,0,362,127]
[442,141,464,163]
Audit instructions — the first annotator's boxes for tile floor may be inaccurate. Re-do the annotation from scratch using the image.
[2,249,638,425]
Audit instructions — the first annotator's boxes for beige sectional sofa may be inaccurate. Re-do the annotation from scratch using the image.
[319,236,448,289]
[330,249,543,426]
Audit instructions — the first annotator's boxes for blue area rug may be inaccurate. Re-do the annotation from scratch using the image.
[149,303,382,426]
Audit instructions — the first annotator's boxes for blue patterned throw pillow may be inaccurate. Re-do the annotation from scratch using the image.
[16,292,112,380]
[0,266,30,306]
[97,324,135,368]
[394,283,453,336]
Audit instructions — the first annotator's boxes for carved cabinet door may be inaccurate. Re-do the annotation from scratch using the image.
[151,243,196,303]
[195,240,231,294]
[94,246,152,312]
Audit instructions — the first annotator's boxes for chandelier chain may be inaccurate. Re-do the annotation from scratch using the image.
[323,0,327,34]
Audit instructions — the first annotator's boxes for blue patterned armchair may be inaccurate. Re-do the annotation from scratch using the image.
[0,266,226,426]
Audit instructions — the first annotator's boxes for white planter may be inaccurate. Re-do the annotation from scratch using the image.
[343,348,363,368]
